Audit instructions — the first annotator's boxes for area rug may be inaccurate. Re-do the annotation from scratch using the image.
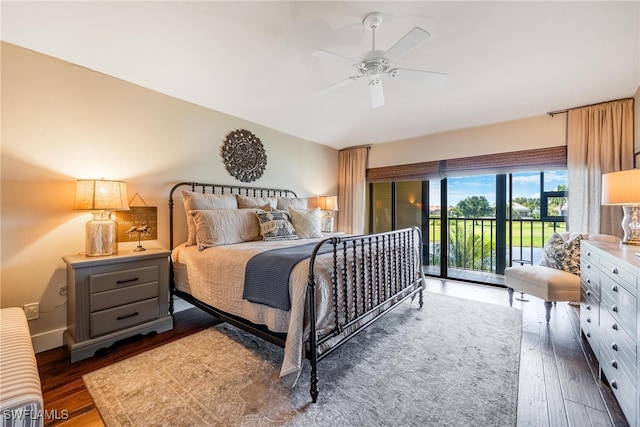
[83,292,522,426]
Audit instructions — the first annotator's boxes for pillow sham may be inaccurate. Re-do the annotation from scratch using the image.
[256,211,299,241]
[236,194,277,210]
[182,191,238,246]
[288,207,322,238]
[190,209,261,250]
[277,197,308,210]
[539,232,583,275]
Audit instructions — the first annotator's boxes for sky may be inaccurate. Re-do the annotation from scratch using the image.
[433,170,568,206]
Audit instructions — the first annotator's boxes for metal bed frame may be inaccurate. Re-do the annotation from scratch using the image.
[168,182,424,402]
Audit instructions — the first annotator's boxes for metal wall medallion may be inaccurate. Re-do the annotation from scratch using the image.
[221,129,267,182]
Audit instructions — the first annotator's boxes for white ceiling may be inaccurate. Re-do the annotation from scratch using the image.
[2,1,639,150]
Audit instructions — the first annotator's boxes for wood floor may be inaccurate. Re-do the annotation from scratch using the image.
[35,279,629,427]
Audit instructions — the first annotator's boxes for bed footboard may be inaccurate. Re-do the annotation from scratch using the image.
[306,226,424,402]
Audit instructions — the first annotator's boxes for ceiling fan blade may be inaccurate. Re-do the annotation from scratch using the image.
[383,27,430,64]
[389,68,447,84]
[312,49,359,67]
[369,79,385,108]
[315,75,361,96]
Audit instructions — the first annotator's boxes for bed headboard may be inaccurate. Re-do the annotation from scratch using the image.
[168,182,298,249]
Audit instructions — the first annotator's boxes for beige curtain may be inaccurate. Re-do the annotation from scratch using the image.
[337,146,369,235]
[567,99,634,237]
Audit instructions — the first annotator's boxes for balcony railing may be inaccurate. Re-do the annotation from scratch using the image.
[423,217,566,274]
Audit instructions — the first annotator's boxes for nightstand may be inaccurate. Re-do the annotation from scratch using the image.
[62,249,174,362]
[323,231,345,237]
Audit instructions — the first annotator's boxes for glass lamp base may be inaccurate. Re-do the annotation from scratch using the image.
[322,214,335,233]
[85,212,117,256]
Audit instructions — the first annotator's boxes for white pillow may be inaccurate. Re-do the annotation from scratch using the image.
[236,194,277,210]
[277,197,308,210]
[288,207,322,238]
[190,209,261,250]
[182,191,238,246]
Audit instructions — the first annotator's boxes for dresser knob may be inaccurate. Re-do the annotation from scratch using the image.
[612,305,618,313]
[611,360,618,369]
[586,332,591,338]
[587,251,592,256]
[611,343,618,351]
[611,380,618,390]
[587,318,591,323]
[586,279,591,284]
[612,323,618,330]
[586,289,592,296]
[611,285,618,292]
[611,267,618,275]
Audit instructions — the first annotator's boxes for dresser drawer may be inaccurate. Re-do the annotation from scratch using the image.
[600,308,636,383]
[90,282,158,312]
[600,257,637,296]
[580,261,600,300]
[580,301,599,355]
[90,298,159,338]
[90,265,159,294]
[601,275,637,337]
[600,342,637,424]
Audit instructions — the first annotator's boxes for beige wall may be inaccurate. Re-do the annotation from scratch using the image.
[368,114,567,169]
[0,42,338,350]
[635,85,640,158]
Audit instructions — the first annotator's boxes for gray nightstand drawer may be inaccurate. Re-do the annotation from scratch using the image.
[90,265,159,294]
[90,282,159,312]
[90,298,159,337]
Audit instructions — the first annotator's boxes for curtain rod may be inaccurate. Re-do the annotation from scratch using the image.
[547,97,633,117]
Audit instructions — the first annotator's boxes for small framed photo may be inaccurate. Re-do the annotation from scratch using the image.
[115,207,158,242]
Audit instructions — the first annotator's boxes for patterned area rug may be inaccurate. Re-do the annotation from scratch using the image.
[84,292,522,426]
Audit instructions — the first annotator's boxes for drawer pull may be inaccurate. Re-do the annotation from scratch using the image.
[611,360,618,369]
[611,305,618,313]
[116,277,139,284]
[586,304,591,311]
[611,267,618,275]
[586,289,592,296]
[611,343,618,351]
[612,323,618,330]
[586,318,591,323]
[116,312,139,321]
[611,380,618,390]
[586,332,591,338]
[586,263,591,269]
[586,251,591,256]
[611,285,618,292]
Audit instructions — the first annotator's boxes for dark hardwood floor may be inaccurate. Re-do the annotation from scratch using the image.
[36,279,629,426]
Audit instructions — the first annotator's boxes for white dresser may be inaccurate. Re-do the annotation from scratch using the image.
[580,240,640,425]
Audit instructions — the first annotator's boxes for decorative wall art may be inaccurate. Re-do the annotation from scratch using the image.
[221,129,267,182]
[115,193,157,245]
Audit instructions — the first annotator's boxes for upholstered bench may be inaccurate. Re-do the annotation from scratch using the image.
[505,232,620,322]
[0,307,44,427]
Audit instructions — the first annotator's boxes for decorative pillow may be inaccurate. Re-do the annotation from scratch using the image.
[288,207,322,238]
[539,232,583,275]
[255,211,298,241]
[182,191,238,246]
[190,209,261,250]
[236,194,277,210]
[277,197,308,210]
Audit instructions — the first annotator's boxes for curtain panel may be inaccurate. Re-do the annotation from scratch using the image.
[337,146,369,235]
[567,98,634,237]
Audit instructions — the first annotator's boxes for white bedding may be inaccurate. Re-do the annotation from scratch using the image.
[172,232,424,387]
[172,238,336,386]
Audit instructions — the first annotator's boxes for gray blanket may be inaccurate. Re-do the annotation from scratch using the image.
[243,242,334,311]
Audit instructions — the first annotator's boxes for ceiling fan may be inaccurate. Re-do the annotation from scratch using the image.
[313,12,447,108]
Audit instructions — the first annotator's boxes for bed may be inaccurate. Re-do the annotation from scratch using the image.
[168,182,424,402]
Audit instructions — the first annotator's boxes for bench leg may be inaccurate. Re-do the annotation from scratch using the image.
[544,301,552,323]
[508,287,514,307]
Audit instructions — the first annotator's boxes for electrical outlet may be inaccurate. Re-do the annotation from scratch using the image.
[23,303,39,320]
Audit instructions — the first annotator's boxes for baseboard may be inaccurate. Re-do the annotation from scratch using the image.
[32,327,66,354]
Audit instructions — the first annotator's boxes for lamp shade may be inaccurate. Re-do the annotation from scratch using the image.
[73,179,129,211]
[319,195,338,211]
[601,169,640,205]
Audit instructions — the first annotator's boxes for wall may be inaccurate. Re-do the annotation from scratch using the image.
[368,114,566,169]
[0,42,339,351]
[635,85,640,158]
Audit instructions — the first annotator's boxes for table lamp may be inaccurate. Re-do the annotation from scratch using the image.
[73,179,129,256]
[601,169,640,245]
[319,195,338,233]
